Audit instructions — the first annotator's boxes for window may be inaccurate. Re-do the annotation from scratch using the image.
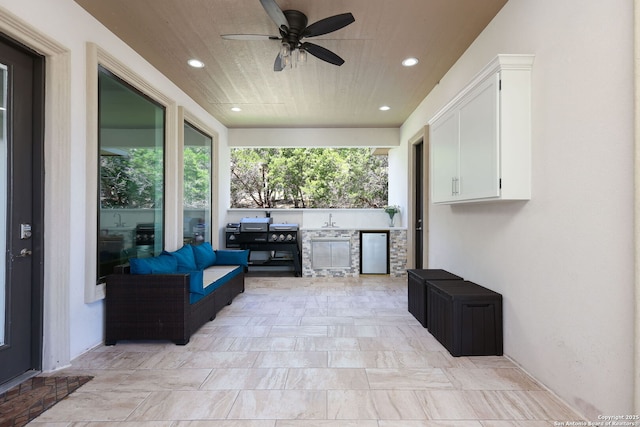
[183,121,212,244]
[97,66,165,284]
[230,147,388,208]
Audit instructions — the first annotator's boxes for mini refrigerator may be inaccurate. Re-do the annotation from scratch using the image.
[360,231,389,274]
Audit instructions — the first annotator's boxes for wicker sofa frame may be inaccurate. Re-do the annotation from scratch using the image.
[105,264,245,345]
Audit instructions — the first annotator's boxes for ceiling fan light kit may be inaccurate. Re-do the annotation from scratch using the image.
[222,0,355,72]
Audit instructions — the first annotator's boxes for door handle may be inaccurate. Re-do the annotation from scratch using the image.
[17,248,32,257]
[416,227,423,231]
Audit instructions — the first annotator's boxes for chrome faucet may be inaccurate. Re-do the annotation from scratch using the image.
[323,213,337,228]
[113,213,125,227]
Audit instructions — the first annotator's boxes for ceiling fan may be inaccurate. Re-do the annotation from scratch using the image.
[222,0,355,71]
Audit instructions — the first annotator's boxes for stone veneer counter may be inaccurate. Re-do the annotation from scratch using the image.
[301,228,407,278]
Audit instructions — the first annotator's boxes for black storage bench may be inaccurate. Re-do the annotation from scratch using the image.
[426,279,503,357]
[407,269,462,327]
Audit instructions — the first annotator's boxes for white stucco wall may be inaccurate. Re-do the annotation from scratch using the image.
[0,0,228,364]
[399,0,634,418]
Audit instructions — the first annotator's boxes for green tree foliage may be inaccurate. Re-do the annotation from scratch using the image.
[183,146,211,209]
[100,148,164,208]
[101,147,212,209]
[230,148,280,208]
[230,148,388,208]
[100,147,387,210]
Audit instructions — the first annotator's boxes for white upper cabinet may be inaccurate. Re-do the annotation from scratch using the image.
[431,108,459,203]
[429,54,534,204]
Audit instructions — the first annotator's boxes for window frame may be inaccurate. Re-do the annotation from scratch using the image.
[178,107,219,249]
[84,43,177,303]
[97,65,167,284]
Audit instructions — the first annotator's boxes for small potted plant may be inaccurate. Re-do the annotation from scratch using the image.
[383,205,400,227]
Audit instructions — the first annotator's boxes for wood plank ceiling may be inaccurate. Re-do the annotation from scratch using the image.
[74,0,508,128]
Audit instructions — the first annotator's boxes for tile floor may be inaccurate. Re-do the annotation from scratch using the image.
[31,275,583,426]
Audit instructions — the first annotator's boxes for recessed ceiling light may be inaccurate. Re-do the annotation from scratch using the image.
[402,57,419,67]
[379,105,391,111]
[188,59,205,68]
[231,107,242,112]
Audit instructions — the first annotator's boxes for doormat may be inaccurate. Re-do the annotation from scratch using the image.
[0,375,92,427]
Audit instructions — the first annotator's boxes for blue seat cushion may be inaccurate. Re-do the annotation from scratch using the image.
[206,267,242,292]
[189,266,243,304]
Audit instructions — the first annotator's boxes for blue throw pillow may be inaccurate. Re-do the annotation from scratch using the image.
[163,245,196,272]
[129,257,152,275]
[188,269,204,295]
[191,242,217,270]
[214,249,250,267]
[129,254,178,275]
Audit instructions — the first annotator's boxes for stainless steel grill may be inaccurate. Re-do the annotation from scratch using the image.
[239,217,271,232]
[227,218,298,246]
[225,217,301,276]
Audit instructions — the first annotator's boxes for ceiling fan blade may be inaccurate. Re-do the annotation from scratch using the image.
[303,13,355,38]
[260,0,289,32]
[222,34,280,40]
[301,42,345,66]
[274,53,284,71]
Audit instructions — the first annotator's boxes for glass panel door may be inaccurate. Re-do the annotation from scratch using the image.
[0,35,44,386]
[0,64,6,345]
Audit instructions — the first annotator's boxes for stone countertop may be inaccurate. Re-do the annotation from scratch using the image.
[300,225,408,278]
[301,227,407,231]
